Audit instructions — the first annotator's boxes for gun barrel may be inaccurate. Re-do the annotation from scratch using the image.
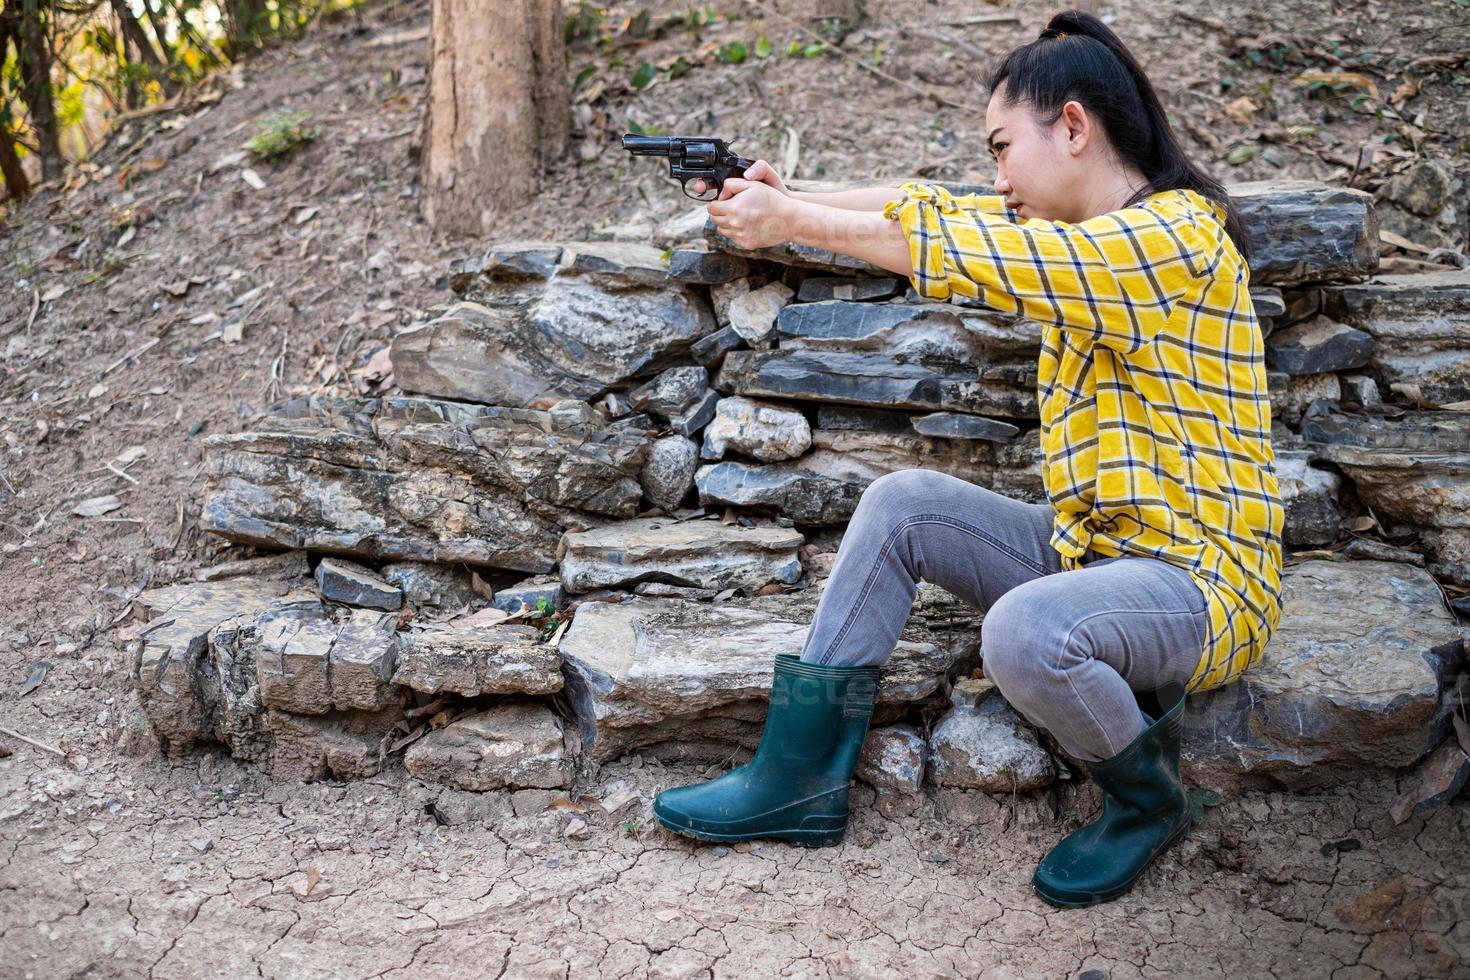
[621,134,676,156]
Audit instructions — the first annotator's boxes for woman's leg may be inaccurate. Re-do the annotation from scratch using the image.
[977,554,1209,762]
[799,468,1070,668]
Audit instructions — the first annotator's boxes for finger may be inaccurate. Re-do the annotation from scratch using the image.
[721,177,752,195]
[707,199,727,217]
[745,160,770,181]
[691,178,708,195]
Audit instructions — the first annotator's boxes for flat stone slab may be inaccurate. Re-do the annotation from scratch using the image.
[201,394,650,572]
[404,703,573,790]
[557,516,804,595]
[1181,559,1467,791]
[129,577,319,753]
[555,587,981,762]
[392,622,563,697]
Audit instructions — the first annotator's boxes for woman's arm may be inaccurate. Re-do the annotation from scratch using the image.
[709,180,1220,357]
[787,186,908,211]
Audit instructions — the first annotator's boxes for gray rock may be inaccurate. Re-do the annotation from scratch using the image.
[700,395,812,462]
[404,703,573,790]
[796,276,903,303]
[201,395,649,571]
[1322,270,1470,408]
[1273,451,1342,548]
[1232,179,1381,286]
[1339,374,1383,409]
[1181,560,1466,791]
[911,412,1020,442]
[392,622,562,696]
[1266,315,1373,375]
[668,247,750,285]
[629,366,708,418]
[668,388,720,438]
[557,517,804,595]
[1389,738,1470,824]
[1302,411,1470,576]
[392,284,716,406]
[639,435,699,512]
[556,590,977,762]
[1250,286,1286,319]
[447,242,564,291]
[264,705,399,782]
[314,557,402,611]
[493,575,564,615]
[1268,371,1341,428]
[775,300,1039,361]
[1379,160,1460,219]
[695,426,1043,525]
[688,325,746,370]
[715,348,1036,418]
[379,561,479,611]
[128,577,318,753]
[857,724,927,794]
[726,282,794,344]
[927,682,1056,792]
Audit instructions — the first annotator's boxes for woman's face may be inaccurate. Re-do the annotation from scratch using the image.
[985,84,1094,223]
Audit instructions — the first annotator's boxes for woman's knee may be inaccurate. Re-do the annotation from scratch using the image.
[978,591,1041,689]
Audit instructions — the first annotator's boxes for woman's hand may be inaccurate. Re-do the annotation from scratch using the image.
[689,159,788,200]
[706,179,795,250]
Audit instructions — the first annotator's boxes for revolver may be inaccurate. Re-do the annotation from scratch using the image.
[621,134,757,202]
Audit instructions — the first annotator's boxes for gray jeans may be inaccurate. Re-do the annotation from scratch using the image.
[797,468,1209,763]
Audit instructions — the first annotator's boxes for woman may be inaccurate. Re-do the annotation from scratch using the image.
[653,10,1284,909]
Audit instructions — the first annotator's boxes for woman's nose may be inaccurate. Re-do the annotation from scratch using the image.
[992,171,1010,196]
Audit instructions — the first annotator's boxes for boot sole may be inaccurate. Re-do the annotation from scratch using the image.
[653,810,848,848]
[1031,816,1193,909]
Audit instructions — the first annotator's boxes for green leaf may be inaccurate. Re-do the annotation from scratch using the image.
[625,119,647,137]
[718,41,747,64]
[873,45,883,66]
[1226,144,1257,166]
[667,55,691,80]
[631,62,657,91]
[755,35,773,59]
[572,65,597,93]
[786,39,803,57]
[802,42,827,58]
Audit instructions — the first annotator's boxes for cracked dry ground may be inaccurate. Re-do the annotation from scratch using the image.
[2,707,1468,979]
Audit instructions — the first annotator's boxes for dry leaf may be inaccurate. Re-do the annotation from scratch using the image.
[305,863,321,896]
[240,168,267,190]
[1390,74,1421,105]
[1292,70,1379,98]
[470,571,494,599]
[40,283,70,303]
[449,606,513,628]
[544,795,586,812]
[293,205,320,225]
[73,495,123,517]
[1380,229,1434,255]
[1351,515,1377,532]
[1225,96,1259,125]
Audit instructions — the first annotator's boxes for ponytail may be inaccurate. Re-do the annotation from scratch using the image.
[986,10,1254,266]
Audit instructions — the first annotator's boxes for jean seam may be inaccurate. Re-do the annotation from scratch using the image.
[818,512,1050,665]
[1053,606,1204,757]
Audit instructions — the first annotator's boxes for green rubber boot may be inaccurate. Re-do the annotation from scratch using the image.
[652,654,880,848]
[1032,679,1193,908]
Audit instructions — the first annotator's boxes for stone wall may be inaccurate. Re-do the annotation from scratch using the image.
[127,178,1469,811]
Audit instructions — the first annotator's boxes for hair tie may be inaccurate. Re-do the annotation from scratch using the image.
[1039,27,1068,39]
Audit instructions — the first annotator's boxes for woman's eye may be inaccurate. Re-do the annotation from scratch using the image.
[990,143,1007,158]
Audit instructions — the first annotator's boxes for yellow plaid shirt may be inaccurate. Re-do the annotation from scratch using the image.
[882,182,1284,693]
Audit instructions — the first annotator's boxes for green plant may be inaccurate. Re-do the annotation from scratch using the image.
[1188,787,1224,823]
[245,110,319,160]
[754,35,773,59]
[718,41,747,64]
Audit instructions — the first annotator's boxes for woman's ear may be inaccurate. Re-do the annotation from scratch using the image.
[1062,100,1090,156]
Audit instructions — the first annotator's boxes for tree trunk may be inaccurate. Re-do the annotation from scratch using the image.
[12,0,62,182]
[0,16,28,199]
[139,0,176,65]
[421,0,568,237]
[110,0,167,70]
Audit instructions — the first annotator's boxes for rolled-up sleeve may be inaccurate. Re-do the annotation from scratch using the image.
[881,181,1222,356]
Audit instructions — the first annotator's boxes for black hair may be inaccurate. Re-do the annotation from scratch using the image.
[985,10,1253,266]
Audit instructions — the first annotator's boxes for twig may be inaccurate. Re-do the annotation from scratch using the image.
[739,0,981,113]
[105,462,139,484]
[99,337,161,379]
[0,725,67,758]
